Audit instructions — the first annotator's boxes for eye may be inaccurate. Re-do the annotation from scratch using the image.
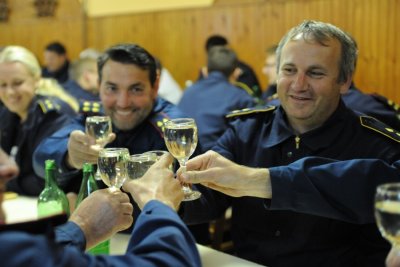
[104,84,117,93]
[12,80,24,87]
[129,86,144,95]
[281,66,296,75]
[308,70,325,78]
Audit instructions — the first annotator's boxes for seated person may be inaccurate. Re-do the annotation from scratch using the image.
[199,35,262,99]
[0,154,201,267]
[63,57,100,102]
[179,46,255,151]
[0,46,75,196]
[42,41,70,84]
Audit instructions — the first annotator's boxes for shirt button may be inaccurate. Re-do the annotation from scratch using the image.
[275,230,281,237]
[287,152,293,158]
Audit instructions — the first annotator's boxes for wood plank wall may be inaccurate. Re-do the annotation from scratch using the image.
[0,0,399,102]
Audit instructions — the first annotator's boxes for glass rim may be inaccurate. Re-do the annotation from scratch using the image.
[86,115,111,122]
[129,153,156,161]
[376,182,400,194]
[99,147,129,155]
[164,118,196,127]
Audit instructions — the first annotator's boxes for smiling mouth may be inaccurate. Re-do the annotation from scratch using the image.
[290,95,311,101]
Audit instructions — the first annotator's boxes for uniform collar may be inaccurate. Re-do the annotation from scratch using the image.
[266,100,349,150]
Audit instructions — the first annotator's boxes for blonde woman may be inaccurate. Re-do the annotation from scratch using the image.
[0,45,75,196]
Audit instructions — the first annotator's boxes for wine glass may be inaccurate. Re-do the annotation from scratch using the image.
[85,116,112,180]
[163,118,201,201]
[144,150,175,171]
[97,147,129,191]
[127,153,157,180]
[375,183,400,247]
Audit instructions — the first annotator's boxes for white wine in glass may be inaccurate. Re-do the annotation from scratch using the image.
[375,183,400,247]
[164,118,201,201]
[85,116,112,179]
[127,153,157,180]
[98,147,130,191]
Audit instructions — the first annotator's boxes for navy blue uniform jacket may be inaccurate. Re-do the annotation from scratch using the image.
[183,100,400,267]
[0,96,72,196]
[33,97,185,192]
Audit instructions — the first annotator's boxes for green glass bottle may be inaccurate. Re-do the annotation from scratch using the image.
[76,163,110,255]
[37,159,70,218]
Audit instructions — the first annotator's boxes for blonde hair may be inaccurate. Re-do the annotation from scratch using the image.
[0,45,79,112]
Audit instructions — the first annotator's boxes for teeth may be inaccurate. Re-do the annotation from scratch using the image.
[116,110,132,116]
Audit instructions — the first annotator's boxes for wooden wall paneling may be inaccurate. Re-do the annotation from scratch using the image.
[1,0,399,102]
[0,0,84,64]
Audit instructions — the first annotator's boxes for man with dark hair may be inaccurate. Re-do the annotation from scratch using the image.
[179,46,255,151]
[42,41,70,84]
[33,43,185,191]
[199,35,261,99]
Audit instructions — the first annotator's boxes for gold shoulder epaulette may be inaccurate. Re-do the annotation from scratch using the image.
[80,101,101,114]
[38,98,60,113]
[360,116,400,143]
[226,106,276,119]
[235,81,254,97]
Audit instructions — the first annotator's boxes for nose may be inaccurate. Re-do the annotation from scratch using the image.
[116,91,130,108]
[291,72,307,91]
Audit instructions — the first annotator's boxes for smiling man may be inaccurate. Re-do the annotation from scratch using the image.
[181,20,400,266]
[33,44,185,192]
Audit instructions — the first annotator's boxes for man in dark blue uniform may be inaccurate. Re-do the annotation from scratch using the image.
[180,20,400,266]
[178,46,255,151]
[0,154,201,267]
[33,43,209,244]
[261,43,400,130]
[42,42,70,84]
[33,43,184,192]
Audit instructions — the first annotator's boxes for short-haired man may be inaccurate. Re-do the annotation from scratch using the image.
[181,20,400,266]
[42,41,70,84]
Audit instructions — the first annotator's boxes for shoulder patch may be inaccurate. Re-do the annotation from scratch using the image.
[150,112,170,136]
[38,98,60,113]
[360,116,400,143]
[79,101,102,115]
[226,106,276,119]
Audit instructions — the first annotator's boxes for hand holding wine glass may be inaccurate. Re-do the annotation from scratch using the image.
[375,183,400,248]
[163,118,201,201]
[85,116,113,179]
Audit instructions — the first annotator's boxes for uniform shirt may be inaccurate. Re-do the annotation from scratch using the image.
[0,96,72,196]
[62,80,100,102]
[268,156,400,225]
[32,97,185,192]
[183,100,400,267]
[178,71,255,151]
[0,200,201,267]
[42,60,70,84]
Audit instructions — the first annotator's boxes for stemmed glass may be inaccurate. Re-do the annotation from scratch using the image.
[375,183,400,247]
[85,116,112,180]
[163,118,201,201]
[127,153,157,180]
[97,148,130,191]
